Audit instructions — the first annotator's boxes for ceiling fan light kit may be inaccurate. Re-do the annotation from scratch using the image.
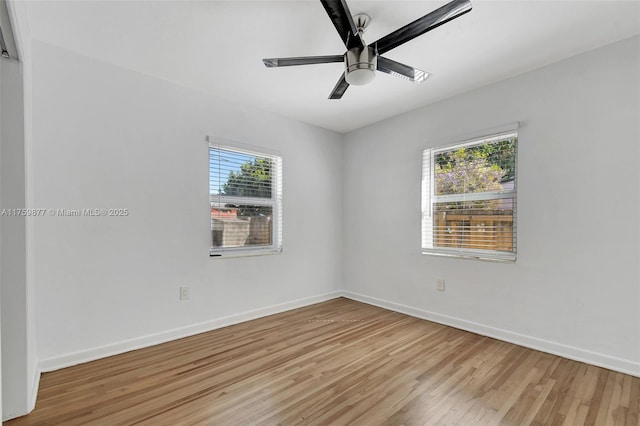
[263,0,472,99]
[345,46,377,86]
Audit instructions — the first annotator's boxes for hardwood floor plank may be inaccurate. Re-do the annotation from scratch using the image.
[4,298,639,426]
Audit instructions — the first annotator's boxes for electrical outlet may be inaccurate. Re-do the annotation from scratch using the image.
[436,279,445,291]
[180,286,190,300]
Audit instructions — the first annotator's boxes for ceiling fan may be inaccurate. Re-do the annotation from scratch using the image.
[262,0,472,99]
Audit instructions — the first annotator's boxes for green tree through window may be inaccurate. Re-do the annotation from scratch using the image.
[223,157,273,217]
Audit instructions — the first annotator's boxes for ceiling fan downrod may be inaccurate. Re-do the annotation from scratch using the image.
[345,13,376,86]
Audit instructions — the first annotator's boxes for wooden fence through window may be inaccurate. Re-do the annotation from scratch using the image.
[433,210,514,252]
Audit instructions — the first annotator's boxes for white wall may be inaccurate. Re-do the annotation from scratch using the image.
[30,40,344,368]
[1,57,38,420]
[343,36,640,375]
[0,52,4,424]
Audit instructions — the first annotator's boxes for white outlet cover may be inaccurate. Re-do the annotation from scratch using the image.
[180,286,190,300]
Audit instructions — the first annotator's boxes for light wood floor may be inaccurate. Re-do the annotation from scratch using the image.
[5,298,639,425]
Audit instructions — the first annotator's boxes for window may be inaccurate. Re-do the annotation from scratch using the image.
[422,129,518,261]
[209,141,282,256]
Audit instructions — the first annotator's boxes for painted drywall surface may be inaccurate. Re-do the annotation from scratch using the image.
[11,0,41,414]
[30,40,343,362]
[343,36,640,368]
[0,58,31,419]
[0,53,4,424]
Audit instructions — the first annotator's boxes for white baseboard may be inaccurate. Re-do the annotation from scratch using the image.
[342,291,640,378]
[39,291,343,373]
[36,289,640,380]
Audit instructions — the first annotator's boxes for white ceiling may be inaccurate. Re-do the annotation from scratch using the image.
[20,0,640,133]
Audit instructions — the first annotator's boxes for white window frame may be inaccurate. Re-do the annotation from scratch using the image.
[208,139,283,257]
[421,127,518,262]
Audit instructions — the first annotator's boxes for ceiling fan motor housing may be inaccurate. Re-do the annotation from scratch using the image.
[345,45,377,86]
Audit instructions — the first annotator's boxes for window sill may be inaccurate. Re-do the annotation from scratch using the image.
[209,247,282,259]
[422,249,516,263]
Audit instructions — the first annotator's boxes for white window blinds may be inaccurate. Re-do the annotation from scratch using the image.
[422,130,518,262]
[209,142,283,256]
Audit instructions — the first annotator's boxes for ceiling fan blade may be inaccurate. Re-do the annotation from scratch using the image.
[373,0,472,55]
[320,0,365,50]
[377,57,430,83]
[263,55,344,68]
[329,73,349,99]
